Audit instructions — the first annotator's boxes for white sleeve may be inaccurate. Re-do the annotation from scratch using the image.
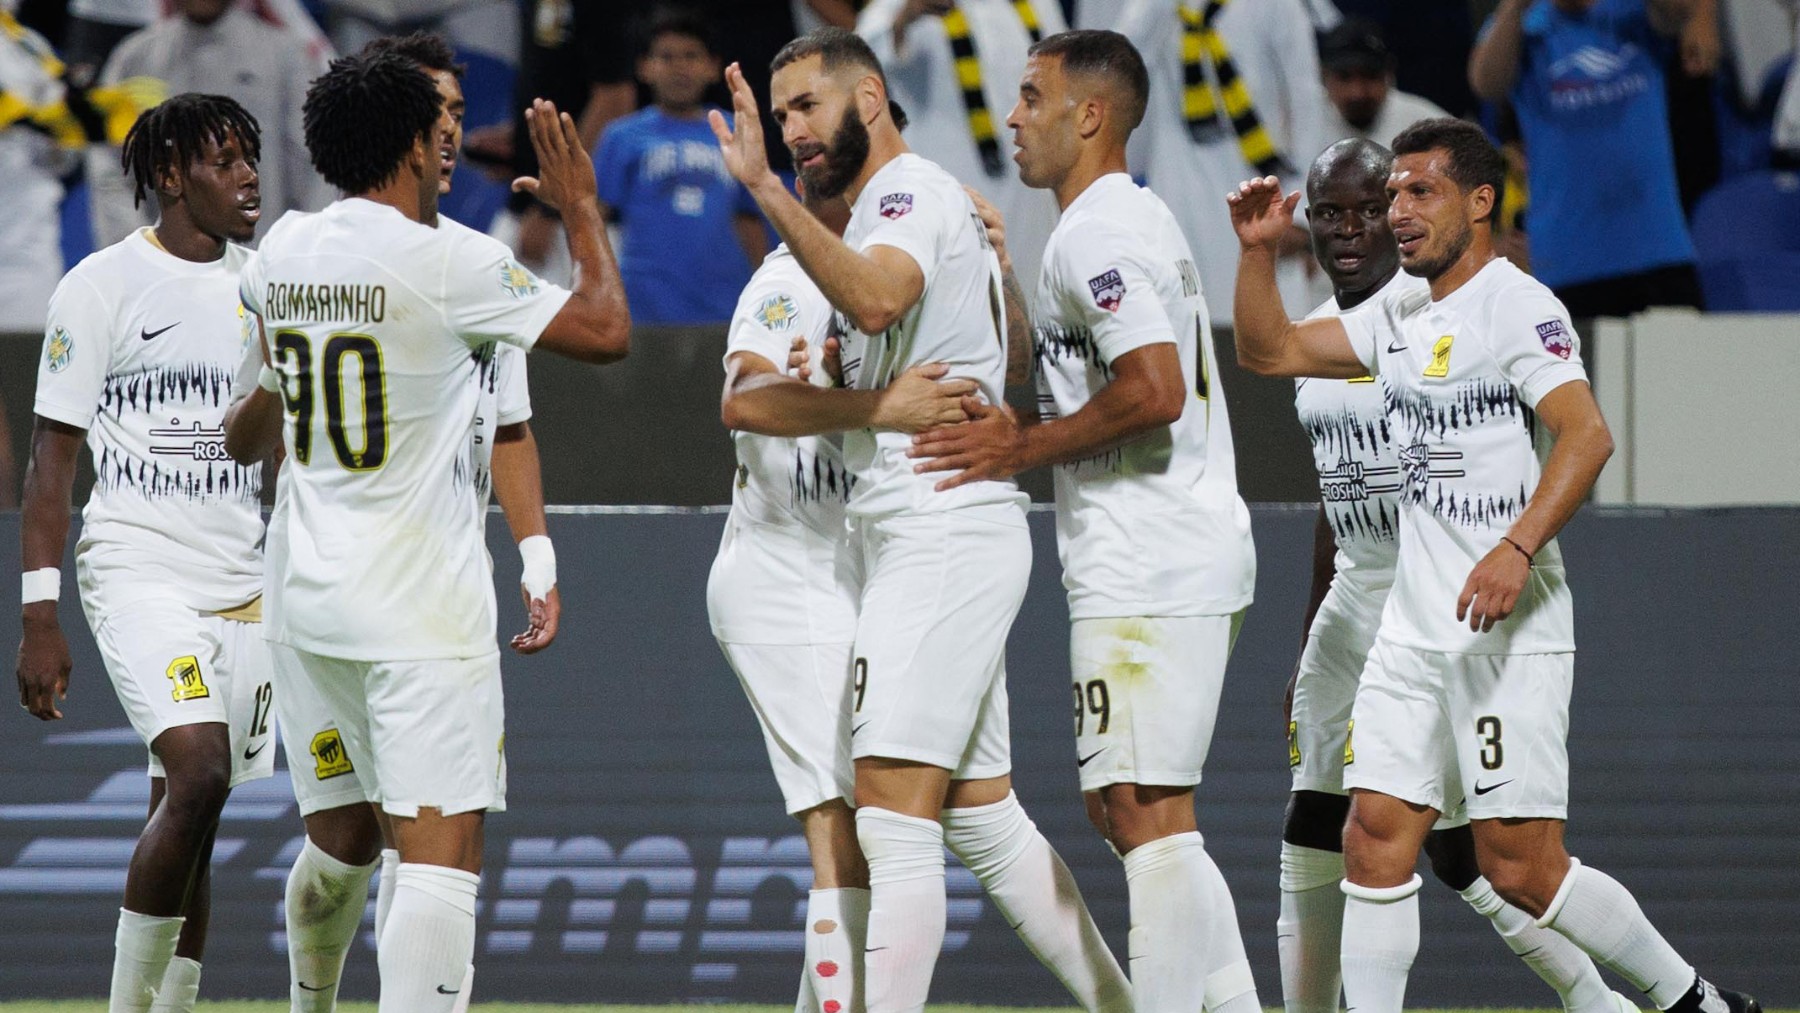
[724,269,814,372]
[853,175,954,288]
[1052,223,1176,363]
[439,229,574,353]
[229,303,264,406]
[495,345,532,427]
[1337,300,1382,377]
[33,274,113,430]
[1489,291,1589,409]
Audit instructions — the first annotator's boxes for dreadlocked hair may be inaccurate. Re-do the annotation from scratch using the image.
[359,30,465,79]
[303,49,442,195]
[120,93,262,209]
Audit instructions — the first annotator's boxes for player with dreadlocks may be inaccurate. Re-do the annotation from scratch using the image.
[17,92,268,1013]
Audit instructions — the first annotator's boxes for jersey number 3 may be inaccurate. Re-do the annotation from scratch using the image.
[273,331,390,470]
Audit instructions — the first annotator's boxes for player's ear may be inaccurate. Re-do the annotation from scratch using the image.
[158,162,183,202]
[858,73,885,125]
[1467,181,1496,226]
[1076,95,1105,142]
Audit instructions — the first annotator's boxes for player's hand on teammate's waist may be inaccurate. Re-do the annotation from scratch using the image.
[1456,541,1532,634]
[907,398,1023,491]
[16,609,72,720]
[873,364,978,435]
[512,98,596,214]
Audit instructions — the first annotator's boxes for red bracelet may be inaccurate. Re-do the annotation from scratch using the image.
[1500,536,1533,565]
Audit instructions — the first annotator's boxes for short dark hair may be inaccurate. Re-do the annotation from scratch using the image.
[360,30,465,80]
[1390,117,1505,219]
[302,49,443,195]
[1028,30,1150,133]
[771,27,886,87]
[120,93,262,208]
[642,7,715,57]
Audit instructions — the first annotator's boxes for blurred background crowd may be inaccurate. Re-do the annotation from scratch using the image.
[0,0,1796,506]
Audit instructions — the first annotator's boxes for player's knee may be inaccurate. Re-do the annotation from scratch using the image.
[1283,790,1350,852]
[1423,825,1481,892]
[1479,857,1553,918]
[163,762,232,823]
[304,804,384,867]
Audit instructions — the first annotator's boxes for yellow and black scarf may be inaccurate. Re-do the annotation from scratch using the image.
[0,12,164,148]
[1180,0,1294,178]
[941,0,1043,177]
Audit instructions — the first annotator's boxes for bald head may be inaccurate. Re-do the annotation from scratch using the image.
[1305,137,1400,301]
[1307,137,1393,205]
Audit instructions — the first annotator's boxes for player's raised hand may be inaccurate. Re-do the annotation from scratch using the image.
[512,98,596,213]
[16,613,72,720]
[708,62,776,189]
[511,585,561,654]
[1456,541,1532,633]
[1227,176,1301,253]
[907,397,1025,491]
[872,364,978,433]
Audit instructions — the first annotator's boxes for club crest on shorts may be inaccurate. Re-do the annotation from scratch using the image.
[756,293,799,332]
[1536,319,1573,359]
[1088,269,1126,312]
[311,728,355,779]
[44,325,72,373]
[165,655,210,702]
[498,259,540,300]
[879,192,913,219]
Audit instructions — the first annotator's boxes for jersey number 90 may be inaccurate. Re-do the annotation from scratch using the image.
[273,331,390,470]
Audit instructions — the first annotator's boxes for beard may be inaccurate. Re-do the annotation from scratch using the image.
[795,105,870,200]
[1405,219,1472,280]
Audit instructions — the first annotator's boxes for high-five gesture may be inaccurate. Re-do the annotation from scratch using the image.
[708,62,777,191]
[512,98,596,213]
[1227,175,1301,254]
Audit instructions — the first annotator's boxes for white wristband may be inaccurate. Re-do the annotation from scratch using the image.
[257,364,281,393]
[22,567,60,604]
[518,535,556,601]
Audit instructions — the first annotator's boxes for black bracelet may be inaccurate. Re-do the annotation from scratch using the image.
[1500,536,1534,566]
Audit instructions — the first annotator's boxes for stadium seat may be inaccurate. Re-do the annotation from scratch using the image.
[1689,170,1800,311]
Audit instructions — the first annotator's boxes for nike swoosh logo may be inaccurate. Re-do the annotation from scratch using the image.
[436,985,461,995]
[140,322,179,342]
[1077,749,1105,767]
[243,741,268,761]
[297,982,332,992]
[864,946,888,954]
[1472,779,1513,796]
[1386,340,1407,353]
[852,722,869,736]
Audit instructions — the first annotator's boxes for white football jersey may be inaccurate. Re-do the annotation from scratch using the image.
[838,153,1026,517]
[242,199,571,661]
[708,244,859,645]
[471,342,530,523]
[35,229,263,613]
[1033,173,1254,619]
[1342,258,1588,655]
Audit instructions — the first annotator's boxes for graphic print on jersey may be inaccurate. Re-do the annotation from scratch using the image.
[1298,392,1401,544]
[95,364,261,503]
[1388,378,1528,532]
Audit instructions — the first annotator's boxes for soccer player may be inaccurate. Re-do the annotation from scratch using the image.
[223,50,627,1013]
[1280,136,1633,1013]
[909,29,1261,1012]
[711,28,1128,1012]
[228,33,564,1013]
[16,94,271,1013]
[1228,117,1760,1013]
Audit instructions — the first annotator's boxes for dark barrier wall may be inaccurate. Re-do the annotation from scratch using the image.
[2,507,1796,1005]
[0,328,1321,507]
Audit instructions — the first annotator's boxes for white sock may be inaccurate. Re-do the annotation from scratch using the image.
[1121,831,1213,1012]
[376,863,480,1013]
[1340,875,1422,1013]
[1461,875,1614,1013]
[286,838,379,1013]
[943,794,1130,1013]
[802,887,868,1013]
[447,963,475,1013]
[855,807,946,1013]
[1278,842,1346,1013]
[795,965,818,1013]
[109,909,184,1013]
[1539,860,1695,1009]
[373,848,401,944]
[1196,841,1260,1013]
[148,957,201,1013]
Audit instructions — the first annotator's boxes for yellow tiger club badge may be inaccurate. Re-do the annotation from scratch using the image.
[1287,720,1301,768]
[1343,718,1356,765]
[311,729,354,780]
[166,656,209,701]
[1423,334,1454,378]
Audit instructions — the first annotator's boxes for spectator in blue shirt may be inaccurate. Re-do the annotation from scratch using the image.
[1470,0,1708,317]
[596,10,768,325]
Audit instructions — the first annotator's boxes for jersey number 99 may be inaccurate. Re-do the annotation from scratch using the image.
[273,331,390,470]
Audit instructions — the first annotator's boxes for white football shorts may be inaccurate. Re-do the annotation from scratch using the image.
[271,642,374,816]
[717,641,857,815]
[1344,640,1572,821]
[285,646,507,818]
[1072,612,1242,792]
[847,506,1028,779]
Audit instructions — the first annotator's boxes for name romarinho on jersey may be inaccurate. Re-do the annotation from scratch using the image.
[263,283,389,323]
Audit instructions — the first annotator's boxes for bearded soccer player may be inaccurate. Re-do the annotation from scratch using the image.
[711,27,1128,1012]
[17,94,270,1013]
[909,30,1261,1012]
[1280,136,1635,1013]
[222,33,564,1013]
[1229,117,1759,1013]
[223,50,626,1013]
